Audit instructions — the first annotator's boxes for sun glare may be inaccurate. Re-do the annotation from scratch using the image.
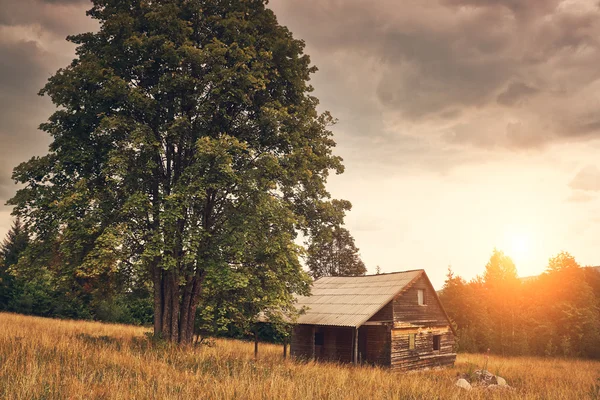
[500,227,538,275]
[509,232,531,259]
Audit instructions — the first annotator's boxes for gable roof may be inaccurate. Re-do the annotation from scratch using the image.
[295,269,423,327]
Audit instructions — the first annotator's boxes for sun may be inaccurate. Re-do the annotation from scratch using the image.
[508,232,531,260]
[500,227,536,270]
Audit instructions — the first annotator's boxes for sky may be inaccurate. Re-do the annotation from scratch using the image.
[2,0,600,288]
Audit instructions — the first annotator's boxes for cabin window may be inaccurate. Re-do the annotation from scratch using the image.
[409,334,415,350]
[433,335,441,351]
[417,289,425,305]
[314,332,324,346]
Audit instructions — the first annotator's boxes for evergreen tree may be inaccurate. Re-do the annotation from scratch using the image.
[0,218,29,267]
[483,248,519,288]
[442,250,600,359]
[539,252,600,357]
[482,248,520,355]
[0,218,29,310]
[307,226,366,279]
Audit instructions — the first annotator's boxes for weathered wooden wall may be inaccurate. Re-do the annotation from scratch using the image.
[290,324,313,360]
[359,325,390,366]
[290,325,354,363]
[368,301,393,322]
[390,327,456,371]
[318,326,353,362]
[389,274,456,371]
[392,275,448,328]
[291,273,457,371]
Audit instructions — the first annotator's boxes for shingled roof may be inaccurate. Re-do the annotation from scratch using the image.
[295,270,424,328]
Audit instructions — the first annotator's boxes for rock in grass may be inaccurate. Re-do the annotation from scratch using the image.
[455,379,472,391]
[496,376,507,386]
[486,384,514,391]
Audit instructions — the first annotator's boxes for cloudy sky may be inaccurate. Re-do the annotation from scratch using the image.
[2,0,600,287]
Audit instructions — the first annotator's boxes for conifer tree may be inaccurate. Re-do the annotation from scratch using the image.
[0,218,29,309]
[307,226,366,279]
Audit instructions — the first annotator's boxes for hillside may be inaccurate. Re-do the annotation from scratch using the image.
[0,312,598,399]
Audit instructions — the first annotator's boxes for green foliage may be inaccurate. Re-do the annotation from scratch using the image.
[94,291,153,325]
[307,226,366,279]
[440,250,600,359]
[0,220,26,310]
[8,0,348,342]
[0,216,152,324]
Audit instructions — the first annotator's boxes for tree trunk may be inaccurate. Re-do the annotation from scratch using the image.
[178,277,193,343]
[152,265,163,338]
[183,276,203,344]
[170,270,180,343]
[152,269,204,345]
[161,272,172,340]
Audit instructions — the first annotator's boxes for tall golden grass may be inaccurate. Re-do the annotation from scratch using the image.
[0,312,598,399]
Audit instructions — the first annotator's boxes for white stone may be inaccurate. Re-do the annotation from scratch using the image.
[455,378,472,391]
[496,376,507,386]
[487,383,513,391]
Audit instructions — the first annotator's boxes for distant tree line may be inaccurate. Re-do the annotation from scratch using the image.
[439,249,600,359]
[0,218,153,325]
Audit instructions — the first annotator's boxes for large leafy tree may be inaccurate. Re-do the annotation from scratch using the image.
[10,0,348,343]
[306,226,366,279]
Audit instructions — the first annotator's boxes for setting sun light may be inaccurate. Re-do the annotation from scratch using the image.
[499,227,539,275]
[509,232,531,259]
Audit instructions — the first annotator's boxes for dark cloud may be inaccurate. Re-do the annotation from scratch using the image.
[0,0,94,36]
[270,0,600,150]
[569,166,600,192]
[0,39,54,165]
[42,0,90,3]
[376,29,513,119]
[497,83,539,106]
[0,0,90,225]
[0,0,93,185]
[0,40,48,95]
[443,0,561,20]
[0,158,17,205]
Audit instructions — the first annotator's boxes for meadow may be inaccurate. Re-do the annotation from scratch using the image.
[0,312,598,400]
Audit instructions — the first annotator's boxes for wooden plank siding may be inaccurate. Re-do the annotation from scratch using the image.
[392,275,449,328]
[389,274,456,371]
[390,327,456,371]
[290,325,313,360]
[367,301,393,322]
[359,325,391,366]
[290,271,456,371]
[291,325,354,363]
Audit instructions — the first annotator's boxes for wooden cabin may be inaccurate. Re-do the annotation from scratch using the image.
[290,269,456,371]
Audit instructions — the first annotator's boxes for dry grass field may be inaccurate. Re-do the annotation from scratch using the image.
[0,312,599,399]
